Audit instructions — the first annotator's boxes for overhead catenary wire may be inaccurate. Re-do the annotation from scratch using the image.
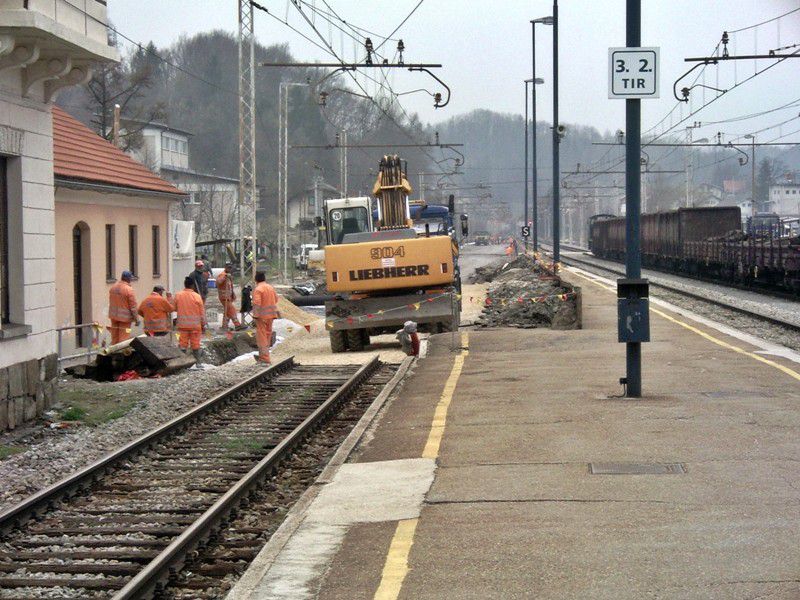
[291,11,456,184]
[727,6,800,34]
[371,0,425,54]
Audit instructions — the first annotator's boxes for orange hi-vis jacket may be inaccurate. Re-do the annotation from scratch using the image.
[216,271,235,301]
[137,292,174,333]
[252,281,279,320]
[174,288,206,331]
[108,280,138,323]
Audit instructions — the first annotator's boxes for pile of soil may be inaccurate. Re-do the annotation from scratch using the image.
[473,255,581,329]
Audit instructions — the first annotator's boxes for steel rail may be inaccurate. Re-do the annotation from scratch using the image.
[0,357,295,536]
[113,355,381,599]
[549,247,800,333]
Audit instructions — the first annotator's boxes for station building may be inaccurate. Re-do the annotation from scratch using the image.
[52,106,185,355]
[0,0,117,429]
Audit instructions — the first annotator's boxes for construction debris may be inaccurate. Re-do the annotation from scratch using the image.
[473,255,582,330]
[66,336,197,381]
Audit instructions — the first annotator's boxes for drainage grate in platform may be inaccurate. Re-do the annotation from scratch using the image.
[589,462,686,475]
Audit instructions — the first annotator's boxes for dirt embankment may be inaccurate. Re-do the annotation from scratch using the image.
[470,255,581,329]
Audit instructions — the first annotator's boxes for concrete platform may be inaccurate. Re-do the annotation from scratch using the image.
[229,266,800,600]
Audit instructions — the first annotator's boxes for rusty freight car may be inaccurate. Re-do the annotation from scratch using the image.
[589,206,800,292]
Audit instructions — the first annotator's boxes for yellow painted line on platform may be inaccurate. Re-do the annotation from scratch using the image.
[568,269,800,384]
[651,306,800,383]
[422,330,470,459]
[373,518,419,600]
[373,331,469,600]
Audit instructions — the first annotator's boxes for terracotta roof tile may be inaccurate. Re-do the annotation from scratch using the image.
[52,106,185,196]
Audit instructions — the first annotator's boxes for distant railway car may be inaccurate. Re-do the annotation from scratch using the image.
[589,206,800,292]
[587,214,616,255]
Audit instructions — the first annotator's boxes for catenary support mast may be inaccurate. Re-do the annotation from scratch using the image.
[238,0,257,282]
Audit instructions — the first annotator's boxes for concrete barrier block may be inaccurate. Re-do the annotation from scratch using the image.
[43,353,58,381]
[35,386,45,415]
[43,381,56,409]
[8,363,25,398]
[26,359,38,395]
[8,397,24,429]
[23,395,36,421]
[0,368,8,401]
[0,399,8,430]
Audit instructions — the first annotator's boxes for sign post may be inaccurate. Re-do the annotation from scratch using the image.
[521,225,531,239]
[608,2,656,398]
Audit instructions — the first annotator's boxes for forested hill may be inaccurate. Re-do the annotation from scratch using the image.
[58,30,800,221]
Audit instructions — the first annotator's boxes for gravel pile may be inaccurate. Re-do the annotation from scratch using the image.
[0,359,269,513]
[472,255,580,329]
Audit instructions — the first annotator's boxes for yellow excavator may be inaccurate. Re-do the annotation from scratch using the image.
[323,155,466,352]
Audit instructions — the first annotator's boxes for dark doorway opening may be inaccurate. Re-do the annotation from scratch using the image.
[72,222,91,347]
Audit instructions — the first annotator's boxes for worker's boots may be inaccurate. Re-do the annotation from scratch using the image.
[192,349,202,364]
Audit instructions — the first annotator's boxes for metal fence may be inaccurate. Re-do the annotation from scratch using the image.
[56,323,102,367]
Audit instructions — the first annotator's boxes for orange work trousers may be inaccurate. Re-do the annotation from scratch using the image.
[221,299,241,328]
[178,329,202,350]
[255,318,273,363]
[110,320,132,345]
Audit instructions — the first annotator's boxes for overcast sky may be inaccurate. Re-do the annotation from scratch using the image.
[110,0,800,143]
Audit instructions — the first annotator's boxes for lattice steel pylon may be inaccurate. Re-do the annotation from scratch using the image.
[238,0,257,282]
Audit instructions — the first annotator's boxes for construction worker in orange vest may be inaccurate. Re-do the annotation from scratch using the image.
[108,270,139,345]
[137,285,174,337]
[252,271,280,364]
[216,263,242,331]
[174,276,207,361]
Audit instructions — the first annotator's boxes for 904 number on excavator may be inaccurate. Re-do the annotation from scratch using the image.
[370,246,405,260]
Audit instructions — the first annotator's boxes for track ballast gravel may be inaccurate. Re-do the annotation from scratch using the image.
[0,360,270,514]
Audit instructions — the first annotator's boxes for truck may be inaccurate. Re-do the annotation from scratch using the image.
[322,155,468,352]
[474,230,491,246]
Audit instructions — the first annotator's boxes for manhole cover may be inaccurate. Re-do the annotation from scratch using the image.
[589,462,686,475]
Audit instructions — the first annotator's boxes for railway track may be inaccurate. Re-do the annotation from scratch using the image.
[543,245,800,334]
[0,357,397,599]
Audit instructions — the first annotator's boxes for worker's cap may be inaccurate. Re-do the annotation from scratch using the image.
[153,285,165,293]
[121,270,133,280]
[225,262,234,268]
[195,260,204,267]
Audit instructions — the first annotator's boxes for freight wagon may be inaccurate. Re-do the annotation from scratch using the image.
[589,207,800,292]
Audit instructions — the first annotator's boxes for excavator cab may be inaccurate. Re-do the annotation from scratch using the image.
[323,197,373,245]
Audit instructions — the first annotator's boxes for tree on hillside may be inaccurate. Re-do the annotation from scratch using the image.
[64,31,165,150]
[755,157,785,210]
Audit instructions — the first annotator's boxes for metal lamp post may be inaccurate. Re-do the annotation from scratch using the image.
[745,133,756,215]
[531,16,553,253]
[278,81,311,281]
[551,1,561,265]
[524,77,544,250]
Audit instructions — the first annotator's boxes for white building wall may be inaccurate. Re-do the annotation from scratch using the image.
[769,185,800,217]
[0,74,57,369]
[0,0,117,429]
